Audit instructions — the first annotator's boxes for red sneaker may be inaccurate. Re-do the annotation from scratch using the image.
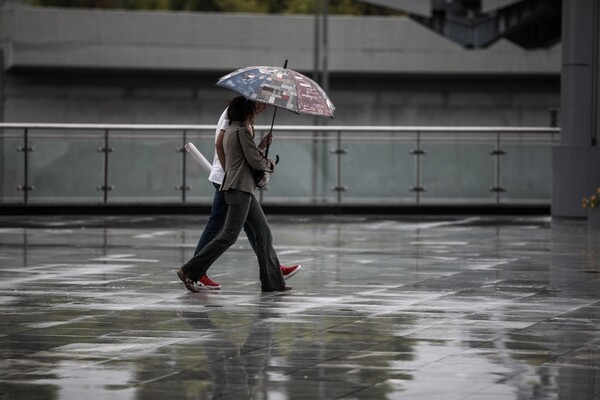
[196,275,222,290]
[280,264,301,280]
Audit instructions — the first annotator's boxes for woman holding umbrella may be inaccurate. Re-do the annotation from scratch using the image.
[177,97,290,292]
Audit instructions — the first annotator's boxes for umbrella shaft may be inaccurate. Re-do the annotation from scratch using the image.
[265,106,278,158]
[265,59,287,158]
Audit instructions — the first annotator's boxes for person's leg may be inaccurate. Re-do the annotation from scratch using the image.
[194,183,227,256]
[243,222,257,254]
[243,216,300,278]
[243,221,302,280]
[180,190,252,282]
[244,195,286,291]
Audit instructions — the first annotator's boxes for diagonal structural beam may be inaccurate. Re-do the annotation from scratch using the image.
[359,0,561,49]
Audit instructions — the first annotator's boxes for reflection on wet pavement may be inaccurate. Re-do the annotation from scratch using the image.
[0,215,599,399]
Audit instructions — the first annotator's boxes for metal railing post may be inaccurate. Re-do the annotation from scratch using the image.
[489,132,506,205]
[176,130,190,204]
[16,128,34,204]
[410,131,426,205]
[330,130,347,204]
[97,129,114,204]
[311,128,320,203]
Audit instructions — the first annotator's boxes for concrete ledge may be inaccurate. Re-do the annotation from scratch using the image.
[0,203,551,216]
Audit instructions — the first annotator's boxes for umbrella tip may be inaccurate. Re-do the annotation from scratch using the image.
[283,59,288,68]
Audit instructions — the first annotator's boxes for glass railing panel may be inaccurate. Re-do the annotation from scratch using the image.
[420,141,496,204]
[501,143,552,203]
[261,133,338,204]
[1,130,26,204]
[27,130,105,203]
[107,132,185,203]
[182,131,220,203]
[342,138,416,204]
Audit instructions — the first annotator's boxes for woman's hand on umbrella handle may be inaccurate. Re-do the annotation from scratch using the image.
[259,132,273,150]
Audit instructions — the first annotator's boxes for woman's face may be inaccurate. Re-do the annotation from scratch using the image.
[248,110,257,125]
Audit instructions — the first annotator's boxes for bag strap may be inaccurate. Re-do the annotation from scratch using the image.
[219,128,244,192]
[236,128,250,169]
[221,128,249,191]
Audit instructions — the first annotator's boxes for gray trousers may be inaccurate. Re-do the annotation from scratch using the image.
[181,189,285,291]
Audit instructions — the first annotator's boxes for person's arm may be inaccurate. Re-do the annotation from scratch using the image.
[239,128,275,172]
[216,129,226,167]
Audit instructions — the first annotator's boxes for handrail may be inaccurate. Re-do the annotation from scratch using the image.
[0,122,561,133]
[0,123,560,144]
[0,123,216,131]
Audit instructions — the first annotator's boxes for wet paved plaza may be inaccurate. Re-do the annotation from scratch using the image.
[1,214,600,400]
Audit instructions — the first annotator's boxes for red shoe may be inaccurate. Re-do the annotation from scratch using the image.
[280,264,301,280]
[196,275,222,290]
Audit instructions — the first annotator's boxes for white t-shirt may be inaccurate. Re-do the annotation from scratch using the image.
[208,108,229,185]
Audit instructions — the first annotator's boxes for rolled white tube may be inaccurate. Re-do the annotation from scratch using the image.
[185,142,213,174]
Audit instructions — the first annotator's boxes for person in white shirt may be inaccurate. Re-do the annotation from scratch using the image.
[192,97,301,289]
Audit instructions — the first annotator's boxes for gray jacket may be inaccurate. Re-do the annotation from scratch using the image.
[221,121,274,194]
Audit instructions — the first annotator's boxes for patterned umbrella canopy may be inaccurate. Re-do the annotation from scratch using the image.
[216,65,335,118]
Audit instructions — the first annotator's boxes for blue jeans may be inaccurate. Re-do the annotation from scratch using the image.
[182,189,285,291]
[194,183,256,256]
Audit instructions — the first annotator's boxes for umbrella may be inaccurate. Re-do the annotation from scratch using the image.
[216,62,336,119]
[216,61,335,158]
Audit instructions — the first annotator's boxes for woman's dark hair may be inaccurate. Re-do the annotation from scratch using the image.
[227,96,256,123]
